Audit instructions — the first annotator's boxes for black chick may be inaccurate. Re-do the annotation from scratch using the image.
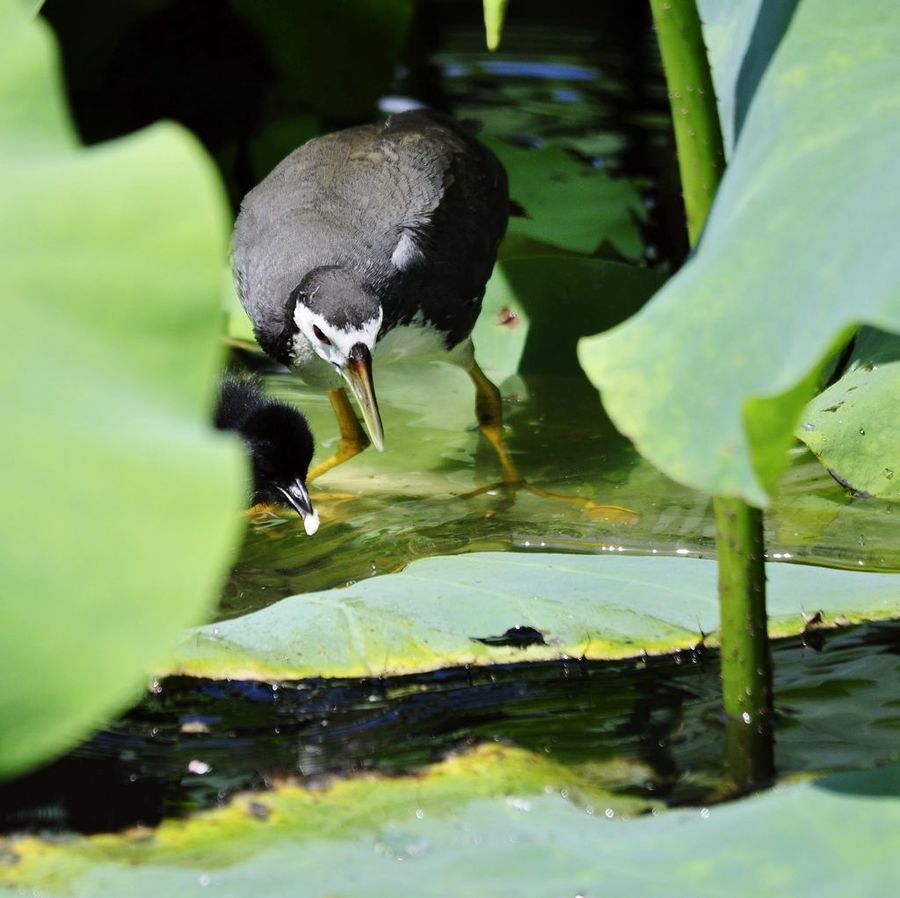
[215,376,319,535]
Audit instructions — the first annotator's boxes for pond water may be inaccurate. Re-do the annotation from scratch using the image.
[5,5,899,838]
[219,369,900,622]
[4,620,899,833]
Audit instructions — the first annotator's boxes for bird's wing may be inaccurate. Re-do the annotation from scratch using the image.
[231,112,508,350]
[380,112,508,279]
[376,112,510,341]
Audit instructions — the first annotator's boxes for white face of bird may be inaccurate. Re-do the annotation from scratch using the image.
[292,302,383,371]
[292,302,385,452]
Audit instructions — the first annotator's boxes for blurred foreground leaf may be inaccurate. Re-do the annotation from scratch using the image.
[0,2,244,777]
[580,0,900,506]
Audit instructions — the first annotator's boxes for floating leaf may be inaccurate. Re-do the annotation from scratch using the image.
[798,327,900,500]
[475,257,665,383]
[3,746,898,897]
[168,553,900,680]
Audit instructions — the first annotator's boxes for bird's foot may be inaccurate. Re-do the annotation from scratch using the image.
[244,503,292,538]
[459,479,640,525]
[522,482,640,524]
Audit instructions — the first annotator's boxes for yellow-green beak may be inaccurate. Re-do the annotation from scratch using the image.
[342,343,384,451]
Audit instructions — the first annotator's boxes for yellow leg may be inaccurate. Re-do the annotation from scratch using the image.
[468,361,522,486]
[307,387,370,481]
[466,362,640,525]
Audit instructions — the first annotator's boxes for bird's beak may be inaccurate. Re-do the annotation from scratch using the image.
[275,479,319,536]
[342,343,384,452]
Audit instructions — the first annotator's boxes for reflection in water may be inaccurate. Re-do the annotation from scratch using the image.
[219,372,900,621]
[3,622,899,834]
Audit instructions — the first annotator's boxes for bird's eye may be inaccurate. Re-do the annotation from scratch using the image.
[312,324,331,346]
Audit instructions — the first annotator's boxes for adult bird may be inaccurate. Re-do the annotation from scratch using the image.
[231,109,518,483]
[215,375,319,535]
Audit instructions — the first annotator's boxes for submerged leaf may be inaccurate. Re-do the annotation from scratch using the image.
[487,138,646,259]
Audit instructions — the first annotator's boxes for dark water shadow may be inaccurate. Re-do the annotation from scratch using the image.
[812,764,900,800]
[3,620,899,835]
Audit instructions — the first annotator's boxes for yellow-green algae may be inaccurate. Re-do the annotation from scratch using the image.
[0,744,651,890]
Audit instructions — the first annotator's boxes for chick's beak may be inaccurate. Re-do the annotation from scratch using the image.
[276,479,319,536]
[342,343,384,452]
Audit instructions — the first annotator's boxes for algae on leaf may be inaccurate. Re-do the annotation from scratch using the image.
[0,1,244,777]
[168,553,900,681]
[2,746,898,898]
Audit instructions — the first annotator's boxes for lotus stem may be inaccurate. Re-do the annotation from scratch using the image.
[650,0,774,787]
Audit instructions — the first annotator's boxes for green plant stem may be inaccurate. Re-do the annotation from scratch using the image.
[650,0,773,786]
[714,499,770,719]
[648,0,726,244]
[715,498,773,785]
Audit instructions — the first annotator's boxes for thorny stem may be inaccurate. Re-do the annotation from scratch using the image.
[650,0,774,788]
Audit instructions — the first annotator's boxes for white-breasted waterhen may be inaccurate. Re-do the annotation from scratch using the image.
[232,110,635,522]
[231,109,521,483]
[215,376,320,534]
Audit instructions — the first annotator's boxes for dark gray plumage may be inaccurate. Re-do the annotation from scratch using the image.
[231,109,510,458]
[233,110,508,364]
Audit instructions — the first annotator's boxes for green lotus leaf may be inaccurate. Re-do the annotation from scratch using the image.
[487,138,647,259]
[167,553,900,680]
[0,1,244,777]
[2,746,898,898]
[475,257,666,384]
[579,0,900,506]
[798,327,900,500]
[699,0,801,157]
